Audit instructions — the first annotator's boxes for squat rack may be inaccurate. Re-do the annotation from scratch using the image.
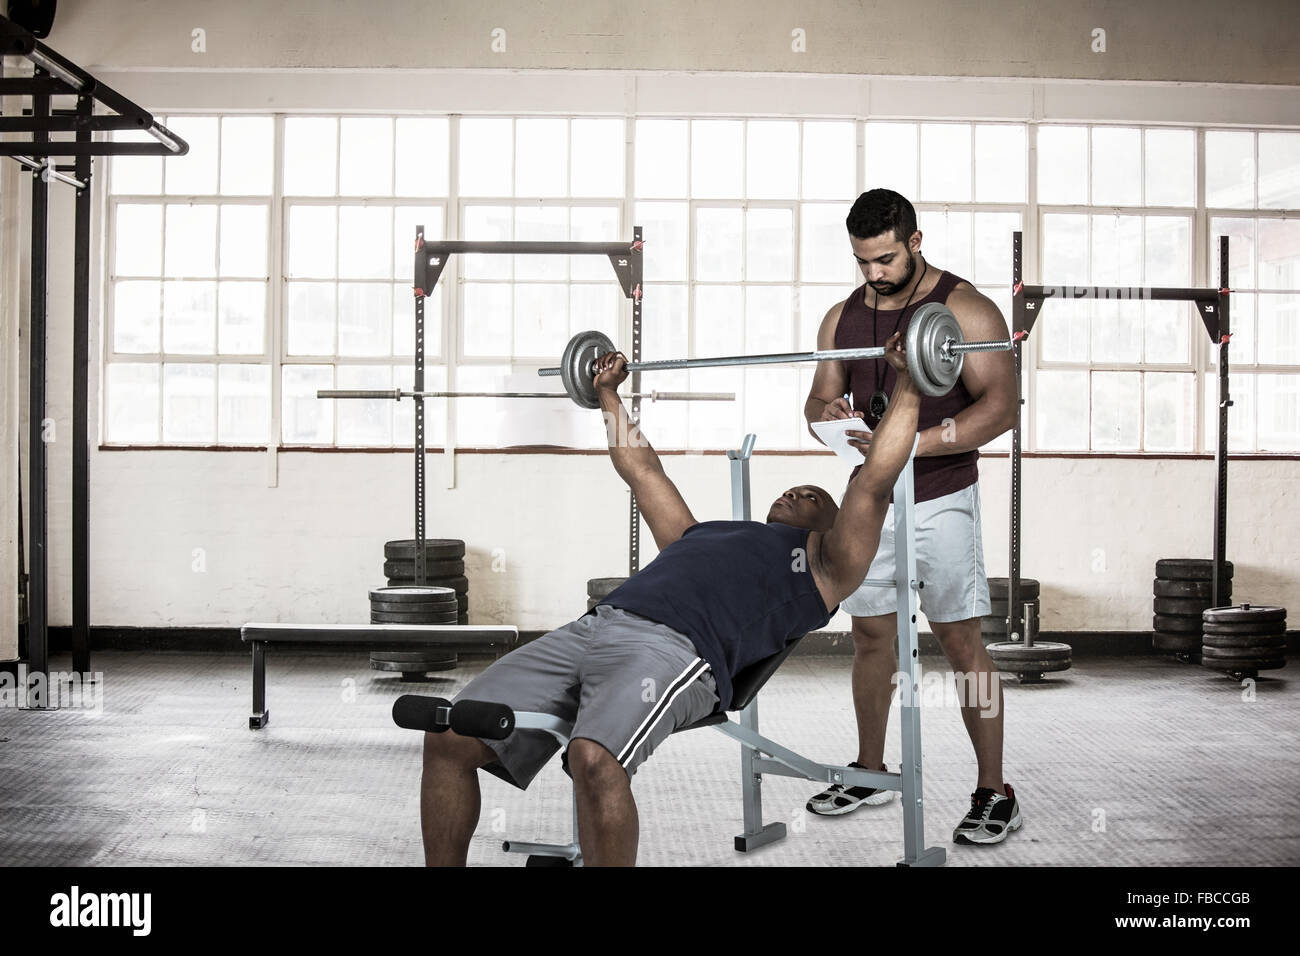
[0,14,187,697]
[1004,232,1233,637]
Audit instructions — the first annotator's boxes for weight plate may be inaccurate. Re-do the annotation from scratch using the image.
[384,539,465,560]
[986,577,1040,600]
[587,576,629,598]
[387,574,470,594]
[372,610,460,625]
[1155,558,1234,581]
[370,599,458,614]
[1202,660,1284,676]
[1153,631,1200,652]
[383,558,465,578]
[989,599,1038,617]
[562,329,614,409]
[1202,619,1286,636]
[1153,597,1213,617]
[369,585,457,603]
[1202,604,1285,625]
[1153,614,1203,634]
[1201,633,1286,650]
[906,303,964,397]
[1153,579,1218,600]
[1199,643,1285,660]
[986,641,1071,662]
[370,653,458,673]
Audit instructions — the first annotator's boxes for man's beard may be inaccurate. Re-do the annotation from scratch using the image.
[869,249,916,297]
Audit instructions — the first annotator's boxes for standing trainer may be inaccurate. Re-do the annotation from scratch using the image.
[802,188,1021,845]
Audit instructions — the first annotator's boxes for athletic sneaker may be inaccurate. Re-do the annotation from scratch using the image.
[952,784,1022,845]
[806,762,896,815]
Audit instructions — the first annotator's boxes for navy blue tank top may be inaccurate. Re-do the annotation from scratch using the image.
[599,521,836,711]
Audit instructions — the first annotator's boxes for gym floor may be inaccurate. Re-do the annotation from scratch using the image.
[2,649,1294,867]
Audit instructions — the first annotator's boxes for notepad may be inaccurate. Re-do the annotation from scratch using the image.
[811,417,871,464]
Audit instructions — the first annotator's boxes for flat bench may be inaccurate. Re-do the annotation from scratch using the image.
[240,623,519,730]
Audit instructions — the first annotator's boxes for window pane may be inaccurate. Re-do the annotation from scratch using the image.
[864,122,916,196]
[571,118,624,198]
[636,202,688,282]
[744,368,799,448]
[747,121,798,199]
[462,283,512,356]
[1091,300,1142,364]
[1145,129,1194,207]
[1256,373,1300,450]
[1142,301,1190,365]
[220,117,273,195]
[336,365,392,445]
[164,204,217,278]
[162,281,216,355]
[114,281,161,354]
[287,205,337,278]
[1144,216,1190,286]
[691,121,743,198]
[115,204,163,276]
[1034,369,1088,449]
[1091,127,1141,206]
[514,204,566,281]
[1258,219,1300,290]
[282,365,333,444]
[920,124,971,201]
[1038,299,1090,364]
[1091,371,1141,450]
[284,117,337,196]
[217,282,266,354]
[339,206,393,279]
[641,284,688,362]
[694,286,743,358]
[569,283,620,342]
[105,363,159,443]
[1206,372,1254,451]
[164,117,218,195]
[394,206,443,282]
[515,118,567,198]
[111,130,162,195]
[1211,217,1254,291]
[462,205,512,280]
[1259,132,1300,209]
[974,125,1026,203]
[696,208,742,282]
[1206,131,1254,209]
[1143,372,1195,451]
[395,118,450,196]
[1037,127,1087,205]
[459,118,513,197]
[219,205,268,277]
[285,281,336,355]
[218,364,269,444]
[162,363,216,442]
[635,120,688,198]
[1041,214,1088,287]
[745,286,793,354]
[745,207,793,282]
[799,284,854,350]
[514,283,569,358]
[916,210,973,281]
[973,212,1021,286]
[801,202,853,283]
[570,206,621,280]
[1089,214,1142,286]
[338,283,393,357]
[802,121,855,201]
[1258,293,1300,365]
[340,118,393,196]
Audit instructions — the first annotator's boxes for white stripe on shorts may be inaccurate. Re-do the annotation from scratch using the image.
[614,656,710,766]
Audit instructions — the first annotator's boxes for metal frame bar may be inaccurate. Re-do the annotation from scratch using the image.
[72,95,91,675]
[25,77,49,702]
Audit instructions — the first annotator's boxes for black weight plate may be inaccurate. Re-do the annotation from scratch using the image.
[1155,558,1234,581]
[388,574,470,594]
[1202,604,1285,625]
[986,577,1040,600]
[1153,597,1213,616]
[1201,633,1286,650]
[587,576,629,598]
[372,610,460,625]
[370,599,458,614]
[384,539,465,560]
[384,558,465,578]
[1201,619,1286,636]
[1152,631,1200,652]
[369,585,457,603]
[1200,643,1286,661]
[986,641,1071,662]
[1152,579,1217,600]
[1153,614,1204,634]
[1200,652,1285,671]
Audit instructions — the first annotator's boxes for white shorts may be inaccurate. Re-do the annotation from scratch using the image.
[838,482,990,623]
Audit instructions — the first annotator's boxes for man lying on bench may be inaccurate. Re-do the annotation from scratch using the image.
[418,332,921,866]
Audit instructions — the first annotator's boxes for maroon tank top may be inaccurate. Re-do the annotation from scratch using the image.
[834,271,978,502]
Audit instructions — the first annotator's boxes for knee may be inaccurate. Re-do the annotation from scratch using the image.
[423,730,487,770]
[567,738,626,792]
[851,619,894,656]
[936,624,985,671]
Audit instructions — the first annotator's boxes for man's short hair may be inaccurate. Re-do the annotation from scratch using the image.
[846,189,918,243]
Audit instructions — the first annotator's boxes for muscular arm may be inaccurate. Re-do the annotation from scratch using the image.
[915,284,1018,457]
[809,340,922,608]
[802,300,857,440]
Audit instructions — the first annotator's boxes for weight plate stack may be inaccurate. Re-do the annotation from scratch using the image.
[986,641,1071,684]
[1200,604,1288,680]
[983,578,1039,646]
[375,543,468,679]
[1152,558,1233,662]
[587,576,629,612]
[383,538,470,624]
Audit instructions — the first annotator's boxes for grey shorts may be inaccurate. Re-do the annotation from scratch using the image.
[452,605,719,790]
[839,481,991,623]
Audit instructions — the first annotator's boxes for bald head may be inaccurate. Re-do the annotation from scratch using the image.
[765,485,839,532]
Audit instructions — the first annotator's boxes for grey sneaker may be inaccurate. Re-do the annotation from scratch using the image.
[806,762,896,816]
[953,784,1022,845]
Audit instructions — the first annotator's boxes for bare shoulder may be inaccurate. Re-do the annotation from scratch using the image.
[816,296,850,349]
[945,282,1010,337]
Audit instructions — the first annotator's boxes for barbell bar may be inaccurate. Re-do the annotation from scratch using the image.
[316,389,735,402]
[539,302,1026,409]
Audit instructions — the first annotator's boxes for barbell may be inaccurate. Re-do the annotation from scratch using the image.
[317,389,735,402]
[539,302,1024,409]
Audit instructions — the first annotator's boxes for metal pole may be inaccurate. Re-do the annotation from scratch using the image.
[315,389,735,402]
[26,75,49,701]
[413,227,426,587]
[1008,232,1025,642]
[1212,236,1231,608]
[628,225,643,577]
[71,96,91,674]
